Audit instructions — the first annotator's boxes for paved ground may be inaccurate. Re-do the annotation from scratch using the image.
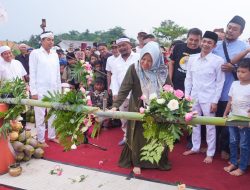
[0,159,195,190]
[0,123,195,190]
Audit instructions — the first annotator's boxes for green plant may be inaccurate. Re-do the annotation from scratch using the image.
[0,78,28,137]
[140,85,194,164]
[42,59,100,150]
[43,90,100,150]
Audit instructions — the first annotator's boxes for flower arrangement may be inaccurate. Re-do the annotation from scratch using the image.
[70,60,94,87]
[140,85,194,164]
[43,60,100,150]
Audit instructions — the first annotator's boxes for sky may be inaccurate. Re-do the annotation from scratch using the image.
[0,0,250,42]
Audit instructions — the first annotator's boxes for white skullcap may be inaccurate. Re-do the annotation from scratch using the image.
[40,32,54,39]
[19,43,27,48]
[116,37,130,44]
[0,46,11,54]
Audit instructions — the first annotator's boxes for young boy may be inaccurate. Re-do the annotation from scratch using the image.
[223,58,250,176]
[89,77,112,131]
[62,52,79,90]
[90,77,112,110]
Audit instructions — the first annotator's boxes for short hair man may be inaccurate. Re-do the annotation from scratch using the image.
[169,28,202,91]
[15,43,30,82]
[105,41,120,95]
[97,43,112,73]
[135,32,147,53]
[213,15,248,160]
[183,31,225,164]
[29,31,61,147]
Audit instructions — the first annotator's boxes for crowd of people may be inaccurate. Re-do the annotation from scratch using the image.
[0,15,250,176]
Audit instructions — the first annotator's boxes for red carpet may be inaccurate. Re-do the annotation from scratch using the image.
[44,127,250,190]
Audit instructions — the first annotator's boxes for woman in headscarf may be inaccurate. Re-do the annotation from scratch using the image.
[112,41,172,174]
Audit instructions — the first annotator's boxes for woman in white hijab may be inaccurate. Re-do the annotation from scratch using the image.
[112,41,172,174]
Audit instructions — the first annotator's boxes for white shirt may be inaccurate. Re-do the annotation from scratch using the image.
[185,52,225,104]
[229,81,250,116]
[105,55,119,91]
[0,59,27,81]
[112,52,140,95]
[136,46,142,54]
[29,47,61,96]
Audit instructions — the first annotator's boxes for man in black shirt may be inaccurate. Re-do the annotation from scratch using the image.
[15,43,29,82]
[169,28,202,91]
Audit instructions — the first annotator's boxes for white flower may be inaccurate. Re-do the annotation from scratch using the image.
[149,93,157,100]
[16,115,23,121]
[64,88,70,94]
[81,126,88,133]
[86,95,91,100]
[71,144,77,150]
[145,106,150,112]
[167,99,179,111]
[156,98,165,104]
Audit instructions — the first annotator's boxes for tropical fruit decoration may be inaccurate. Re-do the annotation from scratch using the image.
[9,120,44,162]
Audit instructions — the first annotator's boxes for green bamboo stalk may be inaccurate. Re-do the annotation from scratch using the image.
[0,98,249,127]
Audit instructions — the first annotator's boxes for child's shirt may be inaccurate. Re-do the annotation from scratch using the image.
[229,81,250,116]
[90,90,112,109]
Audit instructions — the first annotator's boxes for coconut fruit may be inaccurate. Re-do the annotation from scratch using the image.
[18,130,26,142]
[10,120,23,131]
[9,131,19,141]
[15,151,25,162]
[24,144,35,156]
[23,154,31,162]
[12,141,25,152]
[25,130,32,139]
[33,148,44,158]
[26,138,38,148]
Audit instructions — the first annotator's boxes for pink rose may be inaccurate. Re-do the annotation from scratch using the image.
[185,112,193,122]
[99,160,104,165]
[80,87,86,94]
[185,95,192,101]
[83,118,89,125]
[163,84,174,92]
[84,62,92,71]
[139,107,145,114]
[87,79,92,85]
[140,95,147,100]
[87,99,92,106]
[174,89,184,99]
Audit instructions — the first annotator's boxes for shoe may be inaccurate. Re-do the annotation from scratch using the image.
[118,139,126,146]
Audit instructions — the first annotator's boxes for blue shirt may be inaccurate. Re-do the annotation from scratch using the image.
[213,40,247,101]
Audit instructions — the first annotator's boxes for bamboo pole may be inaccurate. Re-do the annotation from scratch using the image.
[0,98,249,127]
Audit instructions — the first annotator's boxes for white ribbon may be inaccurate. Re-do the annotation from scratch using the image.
[40,32,54,39]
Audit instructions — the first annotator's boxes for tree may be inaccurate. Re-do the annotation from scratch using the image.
[153,20,188,44]
[18,27,132,48]
[25,34,40,48]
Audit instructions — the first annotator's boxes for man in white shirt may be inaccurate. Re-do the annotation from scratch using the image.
[29,31,61,147]
[105,41,120,95]
[0,46,27,81]
[112,37,140,145]
[183,31,225,164]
